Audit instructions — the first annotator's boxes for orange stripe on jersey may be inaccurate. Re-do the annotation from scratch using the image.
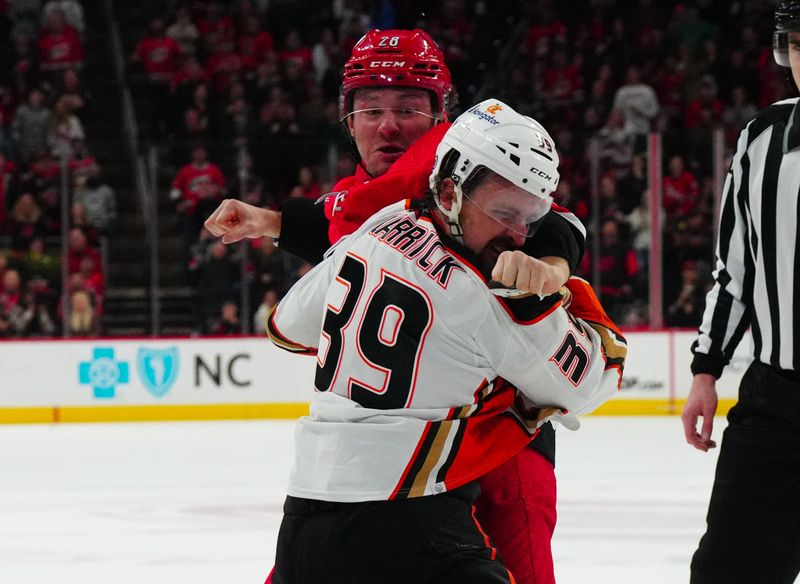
[470,505,498,561]
[565,277,623,338]
[563,276,628,373]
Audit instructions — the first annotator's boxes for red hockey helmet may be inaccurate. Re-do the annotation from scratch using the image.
[340,29,453,121]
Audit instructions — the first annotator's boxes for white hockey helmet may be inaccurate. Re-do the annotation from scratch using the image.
[429,99,559,240]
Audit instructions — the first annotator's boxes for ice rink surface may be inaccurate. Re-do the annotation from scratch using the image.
[0,416,725,583]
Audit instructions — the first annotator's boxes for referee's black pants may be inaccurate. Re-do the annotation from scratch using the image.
[273,482,514,584]
[691,361,800,584]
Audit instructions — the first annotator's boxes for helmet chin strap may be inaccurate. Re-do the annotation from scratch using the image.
[433,177,465,243]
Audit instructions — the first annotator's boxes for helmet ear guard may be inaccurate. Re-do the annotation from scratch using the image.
[429,150,467,240]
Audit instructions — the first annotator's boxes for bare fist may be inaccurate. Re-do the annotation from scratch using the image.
[204,199,282,244]
[491,251,559,296]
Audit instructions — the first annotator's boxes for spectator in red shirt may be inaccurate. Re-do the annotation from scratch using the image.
[133,17,182,84]
[523,7,567,57]
[169,54,209,96]
[196,2,236,54]
[27,149,60,191]
[78,254,104,312]
[37,8,83,73]
[654,55,686,120]
[205,38,244,95]
[0,151,17,224]
[540,47,583,110]
[663,154,700,218]
[279,29,312,71]
[9,192,43,251]
[239,14,274,71]
[70,200,99,245]
[133,17,182,137]
[0,267,22,323]
[66,227,100,274]
[684,75,724,129]
[170,144,226,236]
[581,218,639,321]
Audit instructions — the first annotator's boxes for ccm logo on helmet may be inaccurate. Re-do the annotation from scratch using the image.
[531,166,554,182]
[369,60,406,68]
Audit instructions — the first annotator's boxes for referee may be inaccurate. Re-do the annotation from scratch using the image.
[681,3,800,583]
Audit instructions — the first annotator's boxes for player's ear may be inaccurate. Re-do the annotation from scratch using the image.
[346,116,355,138]
[437,178,457,211]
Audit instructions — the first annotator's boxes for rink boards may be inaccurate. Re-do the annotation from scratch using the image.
[0,332,752,423]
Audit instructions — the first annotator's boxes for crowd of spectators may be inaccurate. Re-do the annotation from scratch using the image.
[501,0,779,326]
[123,0,784,334]
[0,1,116,338]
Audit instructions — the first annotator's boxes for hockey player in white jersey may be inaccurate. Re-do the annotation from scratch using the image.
[267,99,626,584]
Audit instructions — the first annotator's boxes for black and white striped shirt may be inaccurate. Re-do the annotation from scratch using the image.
[692,97,800,377]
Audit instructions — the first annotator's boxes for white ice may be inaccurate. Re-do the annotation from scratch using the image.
[0,417,726,583]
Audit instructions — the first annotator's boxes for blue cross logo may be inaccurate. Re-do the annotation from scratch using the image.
[78,347,130,399]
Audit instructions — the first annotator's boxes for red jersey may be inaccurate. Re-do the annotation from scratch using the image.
[524,21,567,52]
[279,47,312,70]
[134,36,182,81]
[38,26,83,70]
[172,162,226,214]
[684,97,724,129]
[239,31,274,69]
[663,171,700,216]
[541,64,582,101]
[205,51,244,93]
[197,15,236,48]
[68,246,101,275]
[0,160,16,225]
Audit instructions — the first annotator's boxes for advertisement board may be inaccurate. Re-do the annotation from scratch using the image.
[0,331,753,423]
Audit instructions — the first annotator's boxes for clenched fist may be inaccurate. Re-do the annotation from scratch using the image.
[204,199,282,244]
[491,251,569,296]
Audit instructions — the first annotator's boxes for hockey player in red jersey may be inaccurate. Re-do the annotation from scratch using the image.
[266,100,626,584]
[206,30,591,584]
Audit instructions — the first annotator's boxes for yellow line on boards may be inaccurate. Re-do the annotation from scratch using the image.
[592,399,736,416]
[0,403,310,424]
[0,399,737,424]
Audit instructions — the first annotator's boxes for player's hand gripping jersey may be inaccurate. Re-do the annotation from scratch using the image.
[269,201,625,503]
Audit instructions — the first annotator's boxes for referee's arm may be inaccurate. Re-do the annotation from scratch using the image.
[691,123,754,378]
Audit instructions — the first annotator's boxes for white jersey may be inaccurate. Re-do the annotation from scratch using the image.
[268,201,626,502]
